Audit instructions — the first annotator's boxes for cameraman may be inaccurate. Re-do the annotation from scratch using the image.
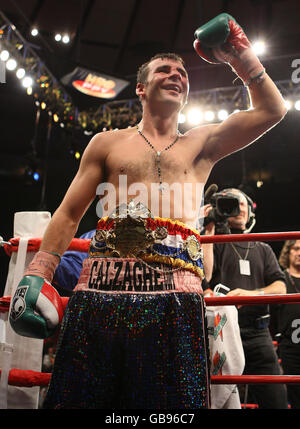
[203,187,288,409]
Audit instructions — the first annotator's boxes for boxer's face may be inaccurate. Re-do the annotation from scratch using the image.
[137,58,189,109]
[228,190,249,230]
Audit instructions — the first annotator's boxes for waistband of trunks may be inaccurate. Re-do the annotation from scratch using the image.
[88,215,204,279]
[74,257,203,294]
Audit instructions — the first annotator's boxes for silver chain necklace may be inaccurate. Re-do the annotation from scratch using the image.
[137,126,180,192]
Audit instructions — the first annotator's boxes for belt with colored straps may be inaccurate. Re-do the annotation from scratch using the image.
[88,215,204,279]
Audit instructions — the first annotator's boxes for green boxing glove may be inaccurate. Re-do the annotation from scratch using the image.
[10,275,64,339]
[9,251,64,339]
[194,13,265,86]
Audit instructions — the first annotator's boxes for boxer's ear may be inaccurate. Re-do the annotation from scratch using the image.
[136,82,145,100]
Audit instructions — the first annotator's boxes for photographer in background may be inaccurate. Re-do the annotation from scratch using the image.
[203,186,288,409]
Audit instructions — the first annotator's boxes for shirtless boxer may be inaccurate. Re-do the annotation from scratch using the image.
[10,14,287,409]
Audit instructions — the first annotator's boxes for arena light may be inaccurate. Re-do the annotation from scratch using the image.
[294,100,300,111]
[33,172,40,181]
[217,109,229,121]
[0,49,9,62]
[284,99,292,111]
[204,110,215,122]
[252,41,266,56]
[31,28,39,37]
[16,68,25,79]
[62,34,70,44]
[187,108,203,125]
[6,58,17,71]
[22,76,33,88]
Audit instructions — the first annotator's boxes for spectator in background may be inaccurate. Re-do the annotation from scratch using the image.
[278,240,300,408]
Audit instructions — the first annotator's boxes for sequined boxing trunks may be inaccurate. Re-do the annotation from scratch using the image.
[43,204,210,409]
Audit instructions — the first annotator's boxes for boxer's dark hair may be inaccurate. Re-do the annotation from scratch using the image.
[279,240,297,269]
[137,53,185,84]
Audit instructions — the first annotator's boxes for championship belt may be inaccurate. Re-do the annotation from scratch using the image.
[93,201,167,258]
[88,201,204,279]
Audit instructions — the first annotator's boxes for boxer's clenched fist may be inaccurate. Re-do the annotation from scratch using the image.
[194,13,265,86]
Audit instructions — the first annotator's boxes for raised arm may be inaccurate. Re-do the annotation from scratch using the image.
[192,13,287,163]
[202,75,286,163]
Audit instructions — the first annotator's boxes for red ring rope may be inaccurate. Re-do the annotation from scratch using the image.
[0,296,69,313]
[2,237,90,257]
[200,231,300,244]
[0,368,51,387]
[1,369,300,388]
[212,375,300,384]
[3,231,300,256]
[204,293,300,306]
[1,293,300,313]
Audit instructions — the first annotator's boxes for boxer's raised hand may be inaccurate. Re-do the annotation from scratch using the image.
[194,13,265,86]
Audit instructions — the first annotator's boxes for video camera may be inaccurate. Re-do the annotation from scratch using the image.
[203,184,256,234]
[204,186,240,234]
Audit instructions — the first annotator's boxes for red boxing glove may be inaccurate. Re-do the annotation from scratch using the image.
[194,13,265,86]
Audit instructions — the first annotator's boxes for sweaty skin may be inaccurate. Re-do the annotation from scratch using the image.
[39,57,287,258]
[94,125,210,224]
